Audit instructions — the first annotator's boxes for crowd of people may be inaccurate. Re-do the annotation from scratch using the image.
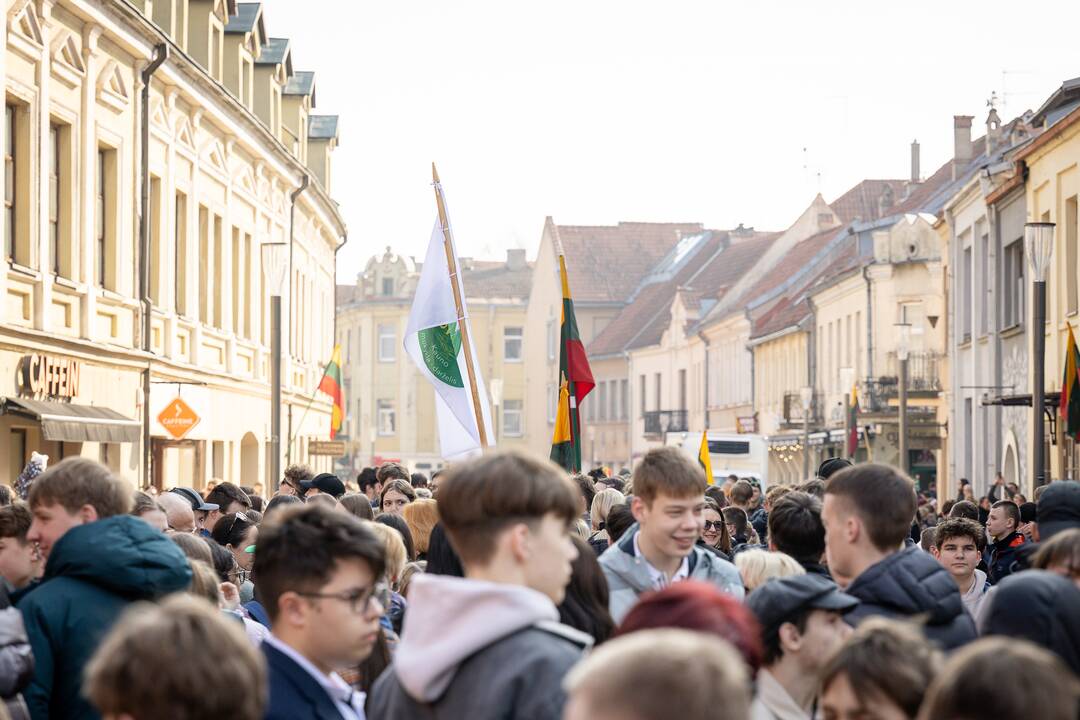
[1,447,1079,719]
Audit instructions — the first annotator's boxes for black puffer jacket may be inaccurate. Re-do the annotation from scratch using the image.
[844,546,976,651]
[982,570,1080,675]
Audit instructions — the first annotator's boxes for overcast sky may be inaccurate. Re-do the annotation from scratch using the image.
[264,1,1080,280]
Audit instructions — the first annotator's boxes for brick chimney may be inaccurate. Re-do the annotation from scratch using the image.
[506,248,527,271]
[910,139,920,183]
[954,115,974,163]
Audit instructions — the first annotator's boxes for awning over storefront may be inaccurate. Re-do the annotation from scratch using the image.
[0,397,140,443]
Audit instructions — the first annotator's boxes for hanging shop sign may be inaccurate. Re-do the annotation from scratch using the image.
[158,397,201,440]
[19,354,81,400]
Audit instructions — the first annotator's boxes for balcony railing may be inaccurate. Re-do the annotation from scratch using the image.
[861,352,944,414]
[643,409,688,437]
[782,392,823,425]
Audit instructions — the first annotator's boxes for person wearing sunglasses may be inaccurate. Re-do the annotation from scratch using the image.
[699,498,733,561]
[210,512,258,581]
[256,504,386,720]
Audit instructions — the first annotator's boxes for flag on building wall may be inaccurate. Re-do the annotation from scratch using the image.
[550,252,595,472]
[404,221,494,460]
[1062,324,1080,440]
[847,383,860,457]
[318,344,344,439]
[698,431,714,485]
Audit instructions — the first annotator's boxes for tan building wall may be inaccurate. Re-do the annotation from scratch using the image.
[338,250,531,474]
[1024,110,1080,490]
[751,330,812,485]
[1,1,345,489]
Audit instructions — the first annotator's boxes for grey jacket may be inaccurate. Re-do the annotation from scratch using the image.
[599,526,745,623]
[368,574,591,720]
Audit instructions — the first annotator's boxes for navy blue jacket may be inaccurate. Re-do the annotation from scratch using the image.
[262,640,347,720]
[16,516,191,720]
[985,531,1026,584]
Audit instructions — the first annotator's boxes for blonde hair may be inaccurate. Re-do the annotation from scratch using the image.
[591,488,625,536]
[367,521,408,585]
[402,499,439,556]
[84,594,266,720]
[187,560,223,607]
[564,628,749,720]
[735,549,805,592]
[398,561,426,599]
[572,518,590,540]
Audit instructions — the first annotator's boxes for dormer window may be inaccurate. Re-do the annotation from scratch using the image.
[382,277,394,296]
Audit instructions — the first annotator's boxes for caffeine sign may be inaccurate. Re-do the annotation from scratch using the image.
[20,354,81,399]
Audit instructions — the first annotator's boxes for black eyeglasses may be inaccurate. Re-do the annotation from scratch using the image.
[297,580,388,615]
[703,520,724,531]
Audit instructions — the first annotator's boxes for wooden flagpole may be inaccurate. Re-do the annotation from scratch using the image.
[432,164,488,448]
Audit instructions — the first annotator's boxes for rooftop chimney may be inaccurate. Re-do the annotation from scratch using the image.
[954,115,974,163]
[910,140,920,183]
[506,248,527,271]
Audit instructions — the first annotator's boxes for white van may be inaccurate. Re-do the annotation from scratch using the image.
[665,431,769,491]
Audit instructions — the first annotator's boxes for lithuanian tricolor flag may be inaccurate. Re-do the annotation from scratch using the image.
[550,251,594,472]
[847,383,860,457]
[1061,325,1080,440]
[698,431,714,485]
[318,344,344,440]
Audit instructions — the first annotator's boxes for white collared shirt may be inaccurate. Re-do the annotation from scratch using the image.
[264,634,366,720]
[633,531,689,589]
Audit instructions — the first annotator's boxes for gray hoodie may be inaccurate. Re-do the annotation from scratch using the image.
[598,526,745,623]
[368,574,591,719]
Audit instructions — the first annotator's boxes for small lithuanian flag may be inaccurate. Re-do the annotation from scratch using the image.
[550,251,594,472]
[699,431,714,485]
[318,344,345,440]
[1062,325,1080,440]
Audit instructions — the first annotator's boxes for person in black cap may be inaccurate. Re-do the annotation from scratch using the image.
[982,570,1080,676]
[168,487,219,535]
[301,473,346,501]
[816,457,851,481]
[1037,481,1080,542]
[746,574,858,719]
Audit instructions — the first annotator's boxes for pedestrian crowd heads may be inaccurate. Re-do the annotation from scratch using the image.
[4,451,1080,720]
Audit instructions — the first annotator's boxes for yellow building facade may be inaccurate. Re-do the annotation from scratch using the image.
[0,0,345,489]
[336,248,532,474]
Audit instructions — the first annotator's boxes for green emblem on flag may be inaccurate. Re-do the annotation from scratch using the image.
[418,323,463,388]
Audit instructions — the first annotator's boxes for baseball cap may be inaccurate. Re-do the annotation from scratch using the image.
[817,457,853,480]
[1037,481,1080,540]
[746,574,859,635]
[169,487,219,512]
[300,473,346,499]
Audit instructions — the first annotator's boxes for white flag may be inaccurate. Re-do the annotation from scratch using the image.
[404,221,494,459]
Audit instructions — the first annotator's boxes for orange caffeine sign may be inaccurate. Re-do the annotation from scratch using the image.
[158,397,200,440]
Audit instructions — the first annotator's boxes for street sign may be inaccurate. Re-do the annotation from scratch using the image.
[308,440,346,456]
[158,397,200,440]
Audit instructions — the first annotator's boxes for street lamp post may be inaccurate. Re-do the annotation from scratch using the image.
[896,322,911,475]
[800,386,813,480]
[1026,222,1055,486]
[262,242,288,492]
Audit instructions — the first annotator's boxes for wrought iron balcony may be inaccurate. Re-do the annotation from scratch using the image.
[782,392,823,426]
[643,409,688,437]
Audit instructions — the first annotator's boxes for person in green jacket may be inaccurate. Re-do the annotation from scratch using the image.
[14,457,192,720]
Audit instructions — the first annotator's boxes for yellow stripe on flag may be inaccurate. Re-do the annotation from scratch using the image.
[699,431,713,485]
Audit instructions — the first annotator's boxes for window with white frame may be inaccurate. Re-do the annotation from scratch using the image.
[504,326,523,362]
[377,400,396,436]
[547,383,556,423]
[1003,239,1024,329]
[378,324,396,362]
[598,381,607,422]
[620,379,629,420]
[503,399,523,436]
[547,319,556,361]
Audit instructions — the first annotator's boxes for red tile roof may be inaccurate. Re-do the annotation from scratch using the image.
[461,260,535,300]
[554,220,706,304]
[829,180,911,224]
[587,231,778,356]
